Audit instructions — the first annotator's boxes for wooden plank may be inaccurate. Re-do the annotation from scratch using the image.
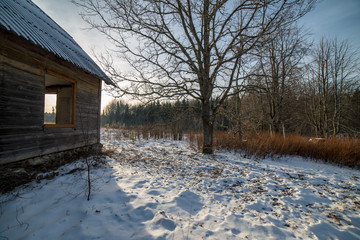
[0,31,103,164]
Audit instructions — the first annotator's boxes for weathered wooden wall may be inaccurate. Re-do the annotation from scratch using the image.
[0,30,102,164]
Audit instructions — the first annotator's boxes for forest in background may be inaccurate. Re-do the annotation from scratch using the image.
[101,35,360,139]
[101,86,360,139]
[101,90,360,168]
[101,95,360,168]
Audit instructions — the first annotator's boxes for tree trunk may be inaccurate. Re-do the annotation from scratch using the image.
[201,100,213,154]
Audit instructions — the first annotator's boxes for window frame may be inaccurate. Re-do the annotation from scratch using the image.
[43,70,77,128]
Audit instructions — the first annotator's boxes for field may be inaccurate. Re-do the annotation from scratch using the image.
[1,128,360,239]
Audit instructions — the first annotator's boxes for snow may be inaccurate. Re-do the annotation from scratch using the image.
[1,128,360,239]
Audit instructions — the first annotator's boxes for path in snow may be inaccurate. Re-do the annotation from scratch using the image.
[1,128,360,239]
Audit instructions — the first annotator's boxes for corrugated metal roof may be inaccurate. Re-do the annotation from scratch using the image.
[0,0,115,86]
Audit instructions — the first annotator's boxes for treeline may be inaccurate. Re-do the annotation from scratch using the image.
[101,89,360,138]
[102,37,360,138]
[101,100,202,132]
[216,89,360,137]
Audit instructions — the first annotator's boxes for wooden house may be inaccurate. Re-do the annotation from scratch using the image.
[0,0,115,165]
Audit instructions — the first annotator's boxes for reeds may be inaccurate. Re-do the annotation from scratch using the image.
[189,131,360,168]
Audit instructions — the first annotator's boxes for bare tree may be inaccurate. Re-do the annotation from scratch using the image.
[74,0,315,153]
[251,24,310,133]
[306,37,359,137]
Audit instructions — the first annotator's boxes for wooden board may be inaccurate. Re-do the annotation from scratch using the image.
[0,31,103,164]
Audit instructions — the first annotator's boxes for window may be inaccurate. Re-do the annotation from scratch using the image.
[44,93,57,124]
[44,71,76,127]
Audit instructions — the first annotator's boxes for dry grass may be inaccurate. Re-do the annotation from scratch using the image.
[112,125,359,168]
[188,131,360,168]
[102,147,117,158]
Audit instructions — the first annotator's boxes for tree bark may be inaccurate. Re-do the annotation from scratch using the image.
[201,100,213,154]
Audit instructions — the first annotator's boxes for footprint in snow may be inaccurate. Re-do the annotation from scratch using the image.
[129,205,156,221]
[147,190,161,196]
[154,218,176,231]
[151,211,176,231]
[134,180,148,189]
[175,190,203,214]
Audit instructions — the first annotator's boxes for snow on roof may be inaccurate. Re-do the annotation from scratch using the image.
[0,0,115,86]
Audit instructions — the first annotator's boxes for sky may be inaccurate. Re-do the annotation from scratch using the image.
[299,0,360,47]
[32,0,360,110]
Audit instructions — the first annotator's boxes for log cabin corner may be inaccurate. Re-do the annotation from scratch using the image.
[0,0,116,166]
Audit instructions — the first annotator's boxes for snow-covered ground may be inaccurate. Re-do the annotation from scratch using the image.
[1,129,360,240]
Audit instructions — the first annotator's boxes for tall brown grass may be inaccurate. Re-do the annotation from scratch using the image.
[188,131,360,168]
[112,125,360,168]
